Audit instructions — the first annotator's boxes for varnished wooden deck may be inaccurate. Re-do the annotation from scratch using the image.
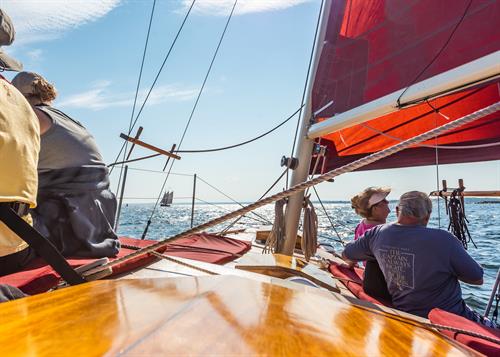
[0,275,477,356]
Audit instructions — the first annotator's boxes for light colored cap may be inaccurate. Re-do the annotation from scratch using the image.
[367,188,390,208]
[11,71,41,95]
[0,9,22,71]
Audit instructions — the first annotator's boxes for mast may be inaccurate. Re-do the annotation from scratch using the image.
[281,0,332,256]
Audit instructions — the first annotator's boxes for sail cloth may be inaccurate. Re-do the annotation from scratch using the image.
[311,0,500,172]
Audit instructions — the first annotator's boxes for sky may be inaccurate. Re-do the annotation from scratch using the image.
[1,0,498,204]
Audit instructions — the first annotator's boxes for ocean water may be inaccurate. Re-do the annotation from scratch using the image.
[118,198,499,314]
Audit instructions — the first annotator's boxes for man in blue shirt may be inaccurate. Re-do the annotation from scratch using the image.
[342,191,497,328]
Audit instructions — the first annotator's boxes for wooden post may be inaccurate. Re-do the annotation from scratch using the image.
[163,144,177,171]
[191,174,197,228]
[115,165,129,231]
[126,126,144,160]
[458,179,465,214]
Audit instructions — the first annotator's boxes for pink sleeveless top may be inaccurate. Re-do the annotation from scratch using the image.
[354,219,377,240]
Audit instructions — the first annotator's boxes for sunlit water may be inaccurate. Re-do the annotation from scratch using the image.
[118,198,499,313]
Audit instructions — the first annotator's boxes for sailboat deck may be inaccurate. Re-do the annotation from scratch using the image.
[119,230,431,326]
[0,275,477,356]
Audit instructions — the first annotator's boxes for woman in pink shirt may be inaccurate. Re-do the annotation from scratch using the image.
[352,187,391,240]
[351,187,392,301]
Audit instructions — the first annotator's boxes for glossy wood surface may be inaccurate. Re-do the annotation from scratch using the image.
[236,253,341,292]
[0,276,476,356]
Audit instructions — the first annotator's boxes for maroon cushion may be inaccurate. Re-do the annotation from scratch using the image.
[0,234,251,295]
[0,237,166,294]
[164,233,251,264]
[328,261,392,307]
[428,308,500,356]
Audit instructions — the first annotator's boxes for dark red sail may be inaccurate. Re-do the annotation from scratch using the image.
[311,0,500,172]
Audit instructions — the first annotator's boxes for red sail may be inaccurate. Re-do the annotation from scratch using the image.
[311,0,500,172]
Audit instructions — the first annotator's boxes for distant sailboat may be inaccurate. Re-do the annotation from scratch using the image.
[160,191,173,207]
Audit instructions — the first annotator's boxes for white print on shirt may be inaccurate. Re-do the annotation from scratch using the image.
[379,247,415,290]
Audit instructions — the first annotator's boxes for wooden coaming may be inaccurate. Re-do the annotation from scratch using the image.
[236,253,341,293]
[0,276,477,356]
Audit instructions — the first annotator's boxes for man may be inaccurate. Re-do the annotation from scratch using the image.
[342,191,496,328]
[0,8,40,276]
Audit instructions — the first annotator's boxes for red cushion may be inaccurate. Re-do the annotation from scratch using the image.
[164,233,251,264]
[0,234,251,295]
[428,308,500,356]
[328,261,392,307]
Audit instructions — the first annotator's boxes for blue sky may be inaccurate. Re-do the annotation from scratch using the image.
[2,0,498,203]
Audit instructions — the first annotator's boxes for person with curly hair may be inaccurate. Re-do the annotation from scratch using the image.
[349,187,392,301]
[11,71,120,258]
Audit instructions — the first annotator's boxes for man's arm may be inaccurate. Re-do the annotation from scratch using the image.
[342,228,376,264]
[448,235,483,285]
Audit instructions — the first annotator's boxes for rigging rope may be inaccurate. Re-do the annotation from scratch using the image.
[113,0,157,211]
[359,122,500,150]
[175,106,303,153]
[141,0,238,239]
[396,0,473,107]
[220,168,288,235]
[445,189,476,250]
[493,291,499,324]
[429,100,442,228]
[196,176,272,225]
[193,197,268,226]
[108,106,302,167]
[109,0,197,174]
[312,186,346,246]
[82,102,500,280]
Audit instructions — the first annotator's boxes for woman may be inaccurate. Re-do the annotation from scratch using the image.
[11,71,120,258]
[351,187,392,301]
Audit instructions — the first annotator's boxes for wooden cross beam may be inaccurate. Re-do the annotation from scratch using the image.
[429,178,500,197]
[120,133,181,160]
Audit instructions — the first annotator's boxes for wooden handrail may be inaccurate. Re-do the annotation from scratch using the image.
[430,190,500,197]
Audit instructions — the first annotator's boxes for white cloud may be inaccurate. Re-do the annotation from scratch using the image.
[182,0,310,16]
[58,81,198,111]
[26,49,43,61]
[0,0,122,45]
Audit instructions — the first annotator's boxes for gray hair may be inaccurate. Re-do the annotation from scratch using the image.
[397,191,432,219]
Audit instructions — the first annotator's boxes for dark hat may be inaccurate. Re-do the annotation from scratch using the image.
[0,9,23,71]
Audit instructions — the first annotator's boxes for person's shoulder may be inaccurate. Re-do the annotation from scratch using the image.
[425,226,454,237]
[379,222,398,231]
[366,222,391,236]
[424,227,460,244]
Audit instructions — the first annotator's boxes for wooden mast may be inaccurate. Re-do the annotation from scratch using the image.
[282,0,332,256]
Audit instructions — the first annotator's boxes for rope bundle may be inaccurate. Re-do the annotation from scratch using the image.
[446,190,476,249]
[263,199,286,253]
[301,196,318,261]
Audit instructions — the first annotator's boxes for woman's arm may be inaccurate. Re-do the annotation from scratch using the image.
[33,107,52,135]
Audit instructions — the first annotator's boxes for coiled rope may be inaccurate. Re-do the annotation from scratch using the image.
[301,195,318,261]
[263,199,286,254]
[446,189,476,250]
[82,102,499,280]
